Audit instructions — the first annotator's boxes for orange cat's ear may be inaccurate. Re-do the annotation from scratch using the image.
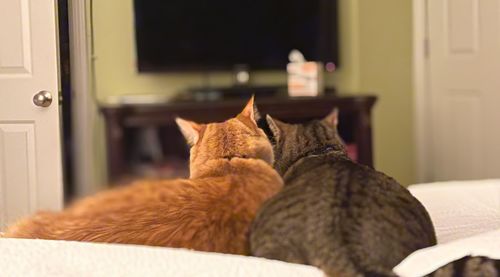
[175,117,203,146]
[323,107,339,127]
[239,95,257,124]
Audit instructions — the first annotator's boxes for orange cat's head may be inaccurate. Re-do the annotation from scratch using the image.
[175,97,274,178]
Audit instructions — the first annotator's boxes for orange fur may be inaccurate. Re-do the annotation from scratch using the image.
[3,98,283,255]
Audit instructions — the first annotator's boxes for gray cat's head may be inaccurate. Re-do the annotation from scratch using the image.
[264,108,347,175]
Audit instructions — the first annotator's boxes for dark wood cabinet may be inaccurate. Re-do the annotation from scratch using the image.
[100,94,377,183]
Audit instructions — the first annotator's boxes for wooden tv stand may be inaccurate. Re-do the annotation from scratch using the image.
[100,94,377,183]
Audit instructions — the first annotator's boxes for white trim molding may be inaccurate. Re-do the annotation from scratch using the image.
[413,0,432,183]
[68,0,100,197]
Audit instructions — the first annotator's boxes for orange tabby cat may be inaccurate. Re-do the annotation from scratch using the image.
[3,97,283,255]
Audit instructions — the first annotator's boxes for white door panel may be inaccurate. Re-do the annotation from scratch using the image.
[427,0,500,181]
[0,0,62,229]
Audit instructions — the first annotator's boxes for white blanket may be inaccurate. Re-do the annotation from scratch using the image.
[0,238,324,277]
[394,229,500,277]
[408,179,500,243]
[396,179,500,276]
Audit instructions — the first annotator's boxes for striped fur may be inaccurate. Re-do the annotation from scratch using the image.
[250,111,436,276]
[429,256,500,277]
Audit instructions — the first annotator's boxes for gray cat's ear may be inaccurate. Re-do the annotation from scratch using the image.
[239,95,257,124]
[323,107,339,127]
[175,117,203,146]
[266,115,284,141]
[253,101,262,122]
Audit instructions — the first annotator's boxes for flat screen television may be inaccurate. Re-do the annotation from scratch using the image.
[133,0,339,72]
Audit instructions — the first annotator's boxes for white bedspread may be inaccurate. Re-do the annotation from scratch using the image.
[394,228,500,277]
[396,179,500,277]
[408,179,500,243]
[0,238,323,277]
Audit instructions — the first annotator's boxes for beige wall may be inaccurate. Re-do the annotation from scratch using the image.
[92,0,415,185]
[357,0,415,185]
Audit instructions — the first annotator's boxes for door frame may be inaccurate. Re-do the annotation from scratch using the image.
[413,0,432,183]
[68,0,100,197]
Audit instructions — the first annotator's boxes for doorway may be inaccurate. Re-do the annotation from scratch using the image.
[414,0,500,182]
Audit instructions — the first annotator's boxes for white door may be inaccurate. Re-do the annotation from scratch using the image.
[0,0,63,229]
[426,0,500,181]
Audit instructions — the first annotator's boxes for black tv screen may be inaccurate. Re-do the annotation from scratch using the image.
[134,0,339,72]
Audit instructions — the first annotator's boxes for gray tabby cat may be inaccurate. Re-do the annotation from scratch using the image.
[429,256,500,277]
[250,109,437,277]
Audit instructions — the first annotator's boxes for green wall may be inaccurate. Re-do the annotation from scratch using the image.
[92,0,415,185]
[357,0,415,185]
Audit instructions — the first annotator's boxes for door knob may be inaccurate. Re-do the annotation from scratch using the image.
[33,91,53,107]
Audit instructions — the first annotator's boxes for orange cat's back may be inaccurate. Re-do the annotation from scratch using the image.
[3,97,283,255]
[4,158,281,255]
[5,159,282,254]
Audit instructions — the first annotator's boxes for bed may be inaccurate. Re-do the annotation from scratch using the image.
[1,179,499,276]
[395,179,500,276]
